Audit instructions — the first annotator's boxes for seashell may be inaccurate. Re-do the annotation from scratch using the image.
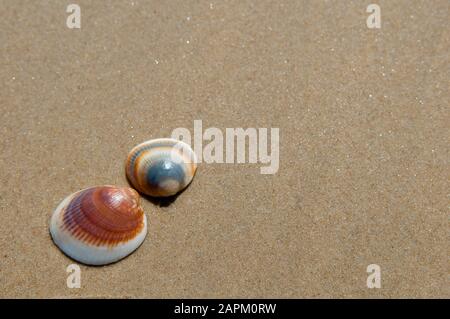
[50,186,147,265]
[126,138,197,197]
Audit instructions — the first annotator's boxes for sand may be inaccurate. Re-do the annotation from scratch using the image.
[0,0,448,298]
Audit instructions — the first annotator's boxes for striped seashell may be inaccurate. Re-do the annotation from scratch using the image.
[50,186,147,265]
[125,138,197,197]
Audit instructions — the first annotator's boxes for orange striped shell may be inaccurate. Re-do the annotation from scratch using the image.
[50,186,147,265]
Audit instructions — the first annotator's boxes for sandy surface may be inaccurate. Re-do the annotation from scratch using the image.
[0,0,448,298]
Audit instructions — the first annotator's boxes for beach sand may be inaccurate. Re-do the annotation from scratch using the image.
[0,0,448,298]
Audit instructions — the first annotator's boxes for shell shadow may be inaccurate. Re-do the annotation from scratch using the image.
[140,186,188,207]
